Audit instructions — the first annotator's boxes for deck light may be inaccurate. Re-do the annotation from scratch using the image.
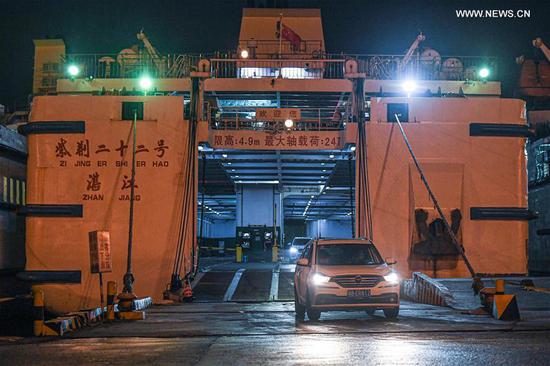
[139,75,153,91]
[478,67,490,79]
[67,64,80,77]
[329,154,335,159]
[240,49,249,59]
[350,146,356,152]
[402,80,417,94]
[284,119,294,128]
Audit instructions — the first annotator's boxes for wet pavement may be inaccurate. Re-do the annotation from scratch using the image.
[2,258,550,364]
[1,300,550,365]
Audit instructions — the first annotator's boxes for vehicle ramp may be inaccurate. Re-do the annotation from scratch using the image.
[192,263,295,302]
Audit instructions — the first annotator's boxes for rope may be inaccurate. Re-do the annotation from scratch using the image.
[394,114,477,277]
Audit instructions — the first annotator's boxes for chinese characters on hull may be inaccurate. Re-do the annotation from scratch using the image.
[212,133,341,149]
[55,138,171,168]
[53,138,171,202]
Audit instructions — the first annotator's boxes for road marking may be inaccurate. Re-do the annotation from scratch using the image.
[270,267,280,301]
[223,269,245,302]
[191,272,206,289]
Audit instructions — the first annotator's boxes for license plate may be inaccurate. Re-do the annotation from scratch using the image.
[347,290,370,298]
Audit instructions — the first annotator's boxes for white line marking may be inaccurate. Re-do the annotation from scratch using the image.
[270,269,280,301]
[191,272,206,289]
[223,269,245,302]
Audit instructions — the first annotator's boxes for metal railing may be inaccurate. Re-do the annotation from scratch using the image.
[64,53,203,79]
[64,51,498,82]
[209,109,346,131]
[353,54,498,81]
[238,39,323,58]
[210,58,345,79]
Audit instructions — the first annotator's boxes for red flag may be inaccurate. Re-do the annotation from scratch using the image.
[281,23,302,50]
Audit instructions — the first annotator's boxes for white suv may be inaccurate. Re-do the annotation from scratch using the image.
[294,238,400,321]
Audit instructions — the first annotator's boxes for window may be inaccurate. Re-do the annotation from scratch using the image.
[534,145,550,183]
[42,62,59,73]
[315,244,384,266]
[387,103,409,122]
[300,243,313,262]
[122,102,144,120]
[41,76,57,87]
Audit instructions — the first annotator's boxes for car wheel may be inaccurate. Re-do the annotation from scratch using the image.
[383,307,399,319]
[294,288,305,320]
[307,308,321,321]
[365,308,376,315]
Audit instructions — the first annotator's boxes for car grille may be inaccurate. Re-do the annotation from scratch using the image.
[315,293,398,305]
[330,275,382,288]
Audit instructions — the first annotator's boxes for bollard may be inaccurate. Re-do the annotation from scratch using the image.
[107,281,117,321]
[182,278,193,303]
[272,245,278,262]
[236,246,242,263]
[33,288,45,336]
[492,279,520,320]
[495,279,505,295]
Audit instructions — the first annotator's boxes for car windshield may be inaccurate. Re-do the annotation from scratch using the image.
[292,238,310,246]
[315,244,383,265]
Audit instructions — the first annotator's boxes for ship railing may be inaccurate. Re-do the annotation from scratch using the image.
[346,54,498,81]
[63,53,204,79]
[64,52,498,81]
[210,58,346,79]
[208,109,346,131]
[238,39,324,58]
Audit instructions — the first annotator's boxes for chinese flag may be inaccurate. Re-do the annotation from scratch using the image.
[281,23,302,49]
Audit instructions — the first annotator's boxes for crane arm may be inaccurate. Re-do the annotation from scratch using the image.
[137,30,164,67]
[533,38,550,63]
[400,32,426,71]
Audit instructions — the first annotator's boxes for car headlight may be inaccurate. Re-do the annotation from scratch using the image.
[289,247,298,254]
[383,272,399,284]
[311,273,331,285]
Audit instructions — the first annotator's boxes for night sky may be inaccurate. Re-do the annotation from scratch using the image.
[1,0,549,109]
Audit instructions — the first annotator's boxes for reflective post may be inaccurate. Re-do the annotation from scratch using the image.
[32,288,44,336]
[107,281,117,320]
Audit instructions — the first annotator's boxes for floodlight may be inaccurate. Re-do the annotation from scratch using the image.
[139,75,153,91]
[67,64,80,77]
[402,80,417,93]
[479,67,490,79]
